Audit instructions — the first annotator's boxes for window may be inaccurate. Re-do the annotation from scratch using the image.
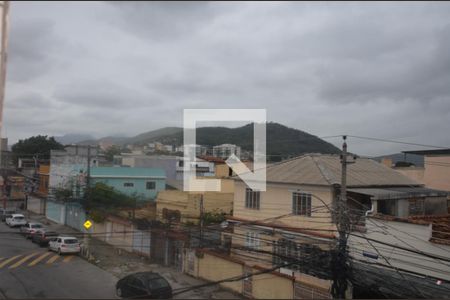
[146,181,156,190]
[409,198,425,215]
[245,231,260,249]
[245,188,260,209]
[123,182,134,187]
[292,192,312,216]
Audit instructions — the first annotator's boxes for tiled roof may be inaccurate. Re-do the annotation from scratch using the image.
[90,167,166,178]
[265,154,421,187]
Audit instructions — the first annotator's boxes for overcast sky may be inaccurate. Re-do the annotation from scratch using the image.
[4,1,450,156]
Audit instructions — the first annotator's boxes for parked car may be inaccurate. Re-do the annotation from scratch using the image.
[115,272,172,299]
[5,214,27,227]
[20,223,45,239]
[49,236,81,255]
[0,208,16,222]
[31,229,59,246]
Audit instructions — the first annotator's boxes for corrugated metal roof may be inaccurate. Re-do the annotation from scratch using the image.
[265,154,421,187]
[90,167,166,178]
[348,187,448,200]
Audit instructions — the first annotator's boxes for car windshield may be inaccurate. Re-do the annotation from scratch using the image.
[64,239,78,244]
[147,278,169,290]
[14,217,24,220]
[31,224,43,228]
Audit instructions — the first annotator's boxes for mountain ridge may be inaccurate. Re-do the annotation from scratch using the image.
[77,122,340,161]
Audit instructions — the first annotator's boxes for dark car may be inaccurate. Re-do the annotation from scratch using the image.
[31,229,59,246]
[116,272,172,299]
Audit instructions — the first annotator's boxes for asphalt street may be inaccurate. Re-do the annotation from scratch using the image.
[0,219,118,299]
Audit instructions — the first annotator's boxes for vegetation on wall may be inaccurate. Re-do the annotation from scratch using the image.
[83,182,140,222]
[202,210,227,225]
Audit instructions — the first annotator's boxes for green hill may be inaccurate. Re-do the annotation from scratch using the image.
[114,122,340,161]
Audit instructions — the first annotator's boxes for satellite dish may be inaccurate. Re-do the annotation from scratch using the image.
[220,221,229,229]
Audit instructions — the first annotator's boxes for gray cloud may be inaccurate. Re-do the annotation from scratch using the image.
[3,2,450,156]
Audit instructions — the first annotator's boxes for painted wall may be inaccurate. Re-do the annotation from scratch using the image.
[27,196,45,215]
[233,180,336,231]
[193,251,331,299]
[197,252,244,294]
[46,200,66,224]
[49,150,97,194]
[394,155,450,192]
[424,155,450,191]
[91,218,134,252]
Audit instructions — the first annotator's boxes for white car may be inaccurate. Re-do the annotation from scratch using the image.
[49,236,81,255]
[20,222,45,239]
[5,214,27,227]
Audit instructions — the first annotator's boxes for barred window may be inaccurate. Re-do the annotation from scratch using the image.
[123,182,134,187]
[245,231,260,249]
[292,192,312,216]
[245,188,260,209]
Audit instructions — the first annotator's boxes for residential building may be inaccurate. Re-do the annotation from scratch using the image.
[119,154,214,180]
[213,144,241,159]
[36,164,50,197]
[90,167,166,200]
[227,154,449,297]
[394,149,450,192]
[46,145,99,224]
[178,144,209,157]
[49,145,99,194]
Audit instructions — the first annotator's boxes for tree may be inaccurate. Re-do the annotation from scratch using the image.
[82,183,142,222]
[104,145,122,162]
[11,135,64,162]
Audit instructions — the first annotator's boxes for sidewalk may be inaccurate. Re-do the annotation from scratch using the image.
[25,211,241,299]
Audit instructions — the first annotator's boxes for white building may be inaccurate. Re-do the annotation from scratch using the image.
[178,144,209,157]
[212,144,241,159]
[49,145,99,195]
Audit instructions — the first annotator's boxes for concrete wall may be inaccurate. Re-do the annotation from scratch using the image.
[349,217,450,281]
[192,251,331,299]
[91,218,134,252]
[233,180,335,231]
[197,252,244,294]
[49,151,97,192]
[424,155,450,191]
[156,190,233,224]
[27,196,45,215]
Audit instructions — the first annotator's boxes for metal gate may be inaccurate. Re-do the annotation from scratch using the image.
[132,230,151,257]
[65,203,86,231]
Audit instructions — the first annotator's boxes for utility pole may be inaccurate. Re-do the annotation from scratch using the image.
[332,135,350,299]
[83,145,91,259]
[199,194,204,248]
[86,145,91,190]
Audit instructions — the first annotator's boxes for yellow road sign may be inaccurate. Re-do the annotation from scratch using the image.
[83,220,92,230]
